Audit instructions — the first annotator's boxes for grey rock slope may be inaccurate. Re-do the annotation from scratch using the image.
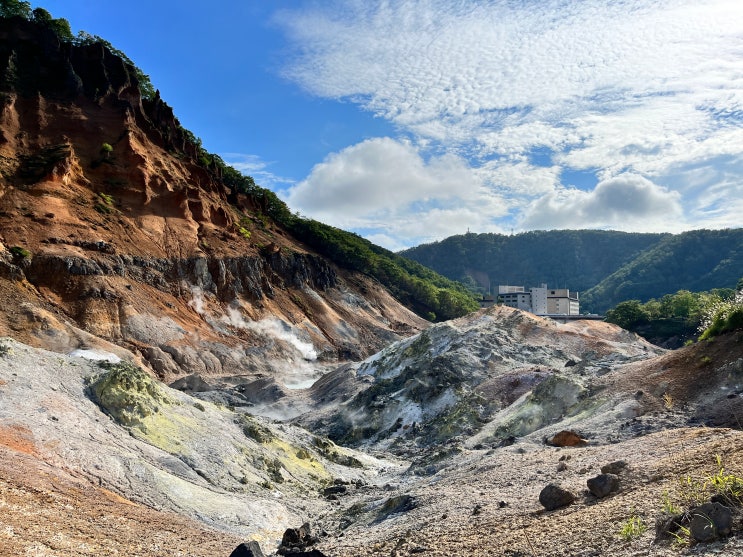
[3,306,743,556]
[0,337,402,547]
[295,305,664,454]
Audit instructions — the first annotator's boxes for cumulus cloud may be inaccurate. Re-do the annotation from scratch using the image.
[520,174,684,231]
[272,0,743,246]
[284,137,503,244]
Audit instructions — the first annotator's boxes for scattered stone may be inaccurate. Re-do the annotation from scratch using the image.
[472,504,482,515]
[557,461,568,472]
[539,483,575,510]
[498,500,508,508]
[586,473,619,498]
[277,523,318,555]
[375,494,417,522]
[565,359,577,367]
[546,430,588,447]
[600,460,628,475]
[689,502,733,542]
[229,541,265,557]
[322,485,347,497]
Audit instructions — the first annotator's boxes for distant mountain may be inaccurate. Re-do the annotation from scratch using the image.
[401,229,743,312]
[582,228,743,311]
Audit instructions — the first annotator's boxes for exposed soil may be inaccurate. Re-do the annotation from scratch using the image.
[0,446,244,557]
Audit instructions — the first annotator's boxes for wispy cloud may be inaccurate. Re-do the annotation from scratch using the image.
[274,0,743,248]
[220,153,295,191]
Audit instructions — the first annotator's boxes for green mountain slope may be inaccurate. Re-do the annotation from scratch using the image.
[401,229,743,313]
[582,228,743,312]
[401,230,663,294]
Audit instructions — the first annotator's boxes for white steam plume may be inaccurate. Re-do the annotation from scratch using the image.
[224,307,317,361]
[188,286,206,315]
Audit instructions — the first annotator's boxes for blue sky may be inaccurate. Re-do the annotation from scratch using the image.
[38,0,743,250]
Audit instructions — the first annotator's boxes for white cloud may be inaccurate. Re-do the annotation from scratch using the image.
[220,153,295,190]
[272,0,743,246]
[520,174,684,231]
[286,137,482,220]
[283,137,511,248]
[479,160,562,197]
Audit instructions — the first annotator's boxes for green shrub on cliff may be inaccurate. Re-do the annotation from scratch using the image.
[698,290,743,340]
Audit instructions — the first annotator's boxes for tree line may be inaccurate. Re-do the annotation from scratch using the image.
[605,279,743,342]
[0,1,156,99]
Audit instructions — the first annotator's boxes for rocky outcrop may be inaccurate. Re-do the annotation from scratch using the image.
[0,244,422,382]
[0,17,201,160]
[296,306,665,453]
[22,251,337,301]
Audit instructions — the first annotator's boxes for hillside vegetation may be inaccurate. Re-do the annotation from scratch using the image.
[402,229,743,313]
[604,285,740,346]
[582,228,743,311]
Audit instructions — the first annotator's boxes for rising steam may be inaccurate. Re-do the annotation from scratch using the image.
[223,307,317,361]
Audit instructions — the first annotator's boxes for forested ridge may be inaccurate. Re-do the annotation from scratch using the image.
[401,229,743,313]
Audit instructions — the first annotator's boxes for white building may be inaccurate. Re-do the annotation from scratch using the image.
[497,284,579,316]
[547,288,580,315]
[530,285,549,315]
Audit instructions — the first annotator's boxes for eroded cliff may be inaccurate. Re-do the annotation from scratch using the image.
[0,17,427,383]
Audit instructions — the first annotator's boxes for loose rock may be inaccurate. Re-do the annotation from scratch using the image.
[586,473,619,498]
[277,523,318,555]
[546,430,588,447]
[600,460,628,475]
[539,483,575,510]
[690,502,733,542]
[230,541,265,557]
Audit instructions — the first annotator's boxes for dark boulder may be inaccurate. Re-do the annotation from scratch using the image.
[322,484,347,497]
[277,522,318,555]
[229,541,265,557]
[586,473,619,498]
[689,502,733,542]
[539,483,575,511]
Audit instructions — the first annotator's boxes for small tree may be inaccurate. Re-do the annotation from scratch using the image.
[605,300,649,330]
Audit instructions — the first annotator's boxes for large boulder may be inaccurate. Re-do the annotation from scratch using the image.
[539,483,575,511]
[689,502,733,542]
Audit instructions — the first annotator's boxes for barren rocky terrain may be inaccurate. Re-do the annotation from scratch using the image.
[2,307,743,556]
